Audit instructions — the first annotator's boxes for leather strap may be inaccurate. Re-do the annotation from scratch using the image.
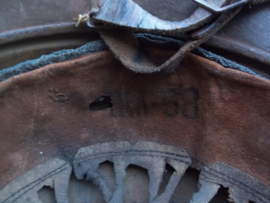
[97,0,241,73]
[88,0,269,73]
[92,0,224,33]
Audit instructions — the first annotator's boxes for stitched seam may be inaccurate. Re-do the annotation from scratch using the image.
[191,157,269,202]
[202,167,269,202]
[3,166,67,203]
[75,149,189,161]
[200,173,266,203]
[76,150,269,202]
[206,166,269,201]
[3,153,268,203]
[2,163,68,203]
[76,152,191,165]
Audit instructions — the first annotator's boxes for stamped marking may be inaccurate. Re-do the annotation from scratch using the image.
[108,87,200,119]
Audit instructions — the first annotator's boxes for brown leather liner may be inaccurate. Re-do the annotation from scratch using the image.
[0,48,270,189]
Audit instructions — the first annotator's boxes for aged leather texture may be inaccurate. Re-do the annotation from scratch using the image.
[0,47,270,190]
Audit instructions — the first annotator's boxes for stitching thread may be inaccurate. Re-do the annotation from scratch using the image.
[202,166,269,202]
[75,149,190,161]
[3,149,270,203]
[75,150,270,202]
[2,163,68,203]
[76,152,191,165]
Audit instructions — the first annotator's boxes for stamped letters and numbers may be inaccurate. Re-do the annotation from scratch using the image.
[108,87,199,120]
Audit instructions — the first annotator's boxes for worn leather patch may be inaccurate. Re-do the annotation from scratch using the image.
[73,141,191,203]
[0,47,270,190]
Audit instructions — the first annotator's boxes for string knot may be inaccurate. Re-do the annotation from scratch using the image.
[73,14,90,27]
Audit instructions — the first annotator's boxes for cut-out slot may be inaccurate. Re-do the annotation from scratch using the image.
[249,201,256,203]
[99,161,116,193]
[124,164,150,203]
[89,95,112,111]
[38,186,57,203]
[209,186,231,203]
[169,167,200,203]
[158,164,176,196]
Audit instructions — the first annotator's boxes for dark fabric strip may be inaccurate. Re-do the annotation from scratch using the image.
[0,33,265,82]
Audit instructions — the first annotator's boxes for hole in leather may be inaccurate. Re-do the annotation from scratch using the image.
[158,164,175,195]
[89,95,112,111]
[124,164,150,203]
[38,186,57,203]
[170,167,200,202]
[249,201,256,203]
[209,186,231,203]
[99,161,116,193]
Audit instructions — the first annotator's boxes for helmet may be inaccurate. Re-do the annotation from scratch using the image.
[0,0,270,202]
